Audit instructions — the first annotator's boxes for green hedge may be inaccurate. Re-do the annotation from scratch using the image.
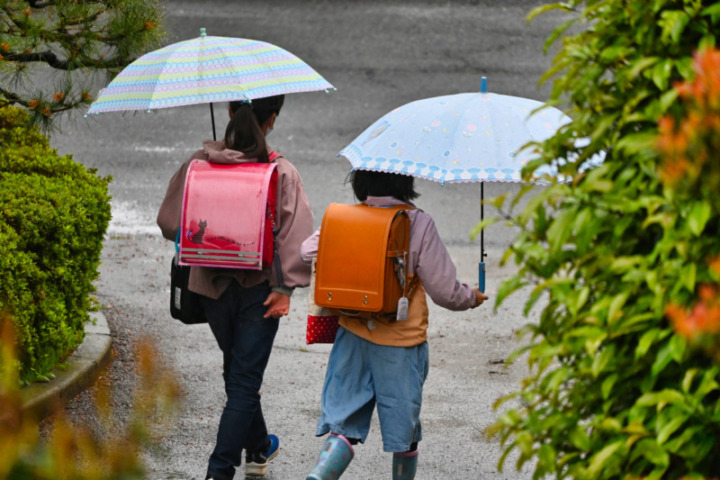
[0,105,111,384]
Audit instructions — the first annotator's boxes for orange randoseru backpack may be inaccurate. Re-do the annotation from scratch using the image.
[315,203,412,319]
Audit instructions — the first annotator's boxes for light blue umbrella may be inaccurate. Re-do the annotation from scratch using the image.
[339,77,573,292]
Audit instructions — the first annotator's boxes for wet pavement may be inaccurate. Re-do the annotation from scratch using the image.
[45,1,570,478]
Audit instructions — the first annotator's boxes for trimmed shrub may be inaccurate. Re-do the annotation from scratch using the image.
[0,105,111,384]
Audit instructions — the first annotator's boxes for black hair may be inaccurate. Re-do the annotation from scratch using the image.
[225,95,285,163]
[348,169,420,203]
[229,95,285,124]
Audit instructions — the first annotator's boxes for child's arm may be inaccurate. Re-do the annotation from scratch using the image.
[414,216,481,311]
[301,228,321,263]
[272,162,314,290]
[156,151,204,240]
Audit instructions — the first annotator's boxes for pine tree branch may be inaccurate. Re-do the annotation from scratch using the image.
[6,50,133,70]
[6,50,69,69]
[0,86,26,107]
[0,86,89,115]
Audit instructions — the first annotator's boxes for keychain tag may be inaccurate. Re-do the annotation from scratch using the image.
[396,297,409,321]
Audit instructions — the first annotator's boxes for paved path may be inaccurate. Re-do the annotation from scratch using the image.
[45,1,571,478]
[21,312,112,419]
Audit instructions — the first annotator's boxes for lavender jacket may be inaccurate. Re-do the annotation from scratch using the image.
[157,140,313,300]
[301,196,476,311]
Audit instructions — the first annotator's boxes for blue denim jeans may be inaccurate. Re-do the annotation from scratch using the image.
[203,281,279,480]
[316,327,429,452]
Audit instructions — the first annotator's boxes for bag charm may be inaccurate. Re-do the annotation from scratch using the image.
[395,252,409,321]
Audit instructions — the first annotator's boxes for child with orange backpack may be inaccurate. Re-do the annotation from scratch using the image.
[300,169,488,480]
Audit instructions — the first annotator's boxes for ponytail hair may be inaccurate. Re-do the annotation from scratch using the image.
[224,102,269,163]
[225,95,285,164]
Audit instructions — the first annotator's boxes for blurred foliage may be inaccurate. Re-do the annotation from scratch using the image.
[481,1,720,479]
[0,104,111,384]
[0,0,165,130]
[660,48,720,363]
[0,313,181,480]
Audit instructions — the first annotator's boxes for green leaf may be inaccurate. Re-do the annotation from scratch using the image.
[668,333,686,363]
[495,273,527,310]
[569,286,590,316]
[649,59,673,90]
[602,374,618,400]
[588,441,622,475]
[470,217,499,242]
[543,19,576,55]
[658,88,679,114]
[607,293,628,324]
[615,132,659,156]
[546,210,573,254]
[527,3,574,23]
[516,431,534,456]
[695,368,720,399]
[591,346,614,378]
[657,413,688,445]
[626,57,660,79]
[636,389,685,410]
[537,443,557,470]
[610,256,641,272]
[659,10,690,44]
[681,262,696,293]
[570,425,591,451]
[634,438,670,467]
[702,3,720,22]
[490,193,508,209]
[687,201,711,236]
[651,340,677,379]
[681,369,699,393]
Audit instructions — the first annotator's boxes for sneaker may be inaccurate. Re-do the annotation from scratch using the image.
[245,434,280,477]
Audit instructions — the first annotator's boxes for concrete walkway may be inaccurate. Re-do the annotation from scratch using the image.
[20,311,113,419]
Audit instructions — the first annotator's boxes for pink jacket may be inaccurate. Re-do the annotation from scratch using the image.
[301,196,476,311]
[157,140,313,299]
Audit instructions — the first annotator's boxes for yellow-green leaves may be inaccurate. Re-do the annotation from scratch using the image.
[659,10,691,44]
[687,200,711,236]
[486,0,720,478]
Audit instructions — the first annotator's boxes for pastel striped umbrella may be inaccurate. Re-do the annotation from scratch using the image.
[87,28,334,129]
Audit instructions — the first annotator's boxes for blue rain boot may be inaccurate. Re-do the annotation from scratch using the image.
[306,434,354,480]
[392,449,418,480]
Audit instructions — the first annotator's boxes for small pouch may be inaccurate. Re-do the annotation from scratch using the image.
[170,251,206,324]
[307,259,340,344]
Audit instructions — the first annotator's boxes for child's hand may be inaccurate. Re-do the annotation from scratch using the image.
[472,288,489,308]
[263,291,290,318]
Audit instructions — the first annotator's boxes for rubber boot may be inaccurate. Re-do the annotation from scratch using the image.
[306,434,354,480]
[392,449,418,480]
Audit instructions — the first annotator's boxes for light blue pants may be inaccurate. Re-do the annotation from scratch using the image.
[316,327,429,452]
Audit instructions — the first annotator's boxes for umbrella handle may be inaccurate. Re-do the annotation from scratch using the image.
[478,261,486,293]
[210,103,217,141]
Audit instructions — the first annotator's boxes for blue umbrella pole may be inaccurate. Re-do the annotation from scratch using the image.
[479,181,486,292]
[210,103,217,141]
